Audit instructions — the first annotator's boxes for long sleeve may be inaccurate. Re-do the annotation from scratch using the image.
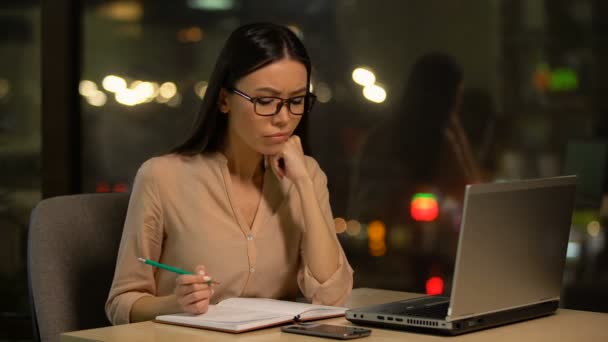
[297,158,354,306]
[105,161,164,325]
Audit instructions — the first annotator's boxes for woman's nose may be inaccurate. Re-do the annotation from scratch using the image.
[272,102,291,125]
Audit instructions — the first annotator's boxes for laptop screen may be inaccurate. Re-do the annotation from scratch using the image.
[448,176,576,320]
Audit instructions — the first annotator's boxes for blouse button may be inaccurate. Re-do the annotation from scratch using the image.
[250,267,255,273]
[247,234,254,241]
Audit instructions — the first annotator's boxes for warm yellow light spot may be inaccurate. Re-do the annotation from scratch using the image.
[79,80,98,97]
[86,90,107,107]
[178,26,204,43]
[102,75,127,93]
[363,84,386,103]
[115,90,138,106]
[98,1,143,21]
[369,240,387,256]
[367,220,386,241]
[334,217,347,234]
[159,82,177,99]
[346,220,362,237]
[194,81,208,99]
[352,68,376,86]
[132,81,156,102]
[587,221,601,237]
[315,82,332,103]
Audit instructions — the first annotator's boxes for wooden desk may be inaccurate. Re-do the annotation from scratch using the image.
[61,288,608,342]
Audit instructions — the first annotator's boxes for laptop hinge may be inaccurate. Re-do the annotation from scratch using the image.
[447,297,559,321]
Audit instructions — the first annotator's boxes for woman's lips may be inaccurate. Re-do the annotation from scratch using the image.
[265,133,289,143]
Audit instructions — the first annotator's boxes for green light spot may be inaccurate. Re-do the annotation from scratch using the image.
[550,68,578,91]
[412,193,436,201]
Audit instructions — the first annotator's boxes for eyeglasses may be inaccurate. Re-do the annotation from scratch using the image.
[229,88,316,116]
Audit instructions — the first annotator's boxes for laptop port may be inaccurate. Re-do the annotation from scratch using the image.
[377,315,385,320]
[396,318,403,322]
[387,317,394,321]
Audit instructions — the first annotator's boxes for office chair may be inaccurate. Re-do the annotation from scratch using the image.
[27,193,129,342]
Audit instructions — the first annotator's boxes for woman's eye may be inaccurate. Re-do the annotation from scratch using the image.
[257,98,275,105]
[290,97,305,105]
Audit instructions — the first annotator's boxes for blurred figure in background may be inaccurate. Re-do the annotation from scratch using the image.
[346,52,488,292]
[460,87,499,177]
[349,52,483,225]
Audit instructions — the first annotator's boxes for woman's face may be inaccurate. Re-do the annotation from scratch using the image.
[220,57,307,156]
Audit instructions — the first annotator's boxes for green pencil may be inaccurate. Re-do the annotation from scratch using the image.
[137,257,220,285]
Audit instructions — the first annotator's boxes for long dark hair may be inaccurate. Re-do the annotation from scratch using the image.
[172,22,312,155]
[393,52,463,182]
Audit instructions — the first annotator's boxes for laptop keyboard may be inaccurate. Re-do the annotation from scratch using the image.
[378,297,449,319]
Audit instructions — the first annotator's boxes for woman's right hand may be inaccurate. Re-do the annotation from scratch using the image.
[174,265,215,314]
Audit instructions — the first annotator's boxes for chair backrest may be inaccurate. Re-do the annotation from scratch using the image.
[28,193,129,342]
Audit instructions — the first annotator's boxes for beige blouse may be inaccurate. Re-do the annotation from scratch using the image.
[105,152,354,325]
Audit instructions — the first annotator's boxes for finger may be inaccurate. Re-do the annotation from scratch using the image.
[202,275,220,286]
[176,282,210,296]
[284,136,295,149]
[285,135,302,155]
[194,265,220,285]
[177,288,210,308]
[185,298,210,315]
[271,155,285,179]
[194,265,206,276]
[293,136,303,153]
[183,288,212,305]
[291,135,301,145]
[176,274,207,286]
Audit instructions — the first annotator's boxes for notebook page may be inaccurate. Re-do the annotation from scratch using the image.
[162,305,285,324]
[219,298,346,318]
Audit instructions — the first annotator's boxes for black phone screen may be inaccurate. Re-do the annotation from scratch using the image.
[281,323,371,339]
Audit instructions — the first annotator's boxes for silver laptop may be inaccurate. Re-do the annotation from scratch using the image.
[346,176,577,335]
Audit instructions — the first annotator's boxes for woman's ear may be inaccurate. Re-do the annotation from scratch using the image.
[218,88,230,114]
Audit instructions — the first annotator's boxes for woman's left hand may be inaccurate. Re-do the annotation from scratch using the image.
[268,135,310,182]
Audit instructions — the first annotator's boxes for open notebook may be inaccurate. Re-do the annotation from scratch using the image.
[154,298,347,333]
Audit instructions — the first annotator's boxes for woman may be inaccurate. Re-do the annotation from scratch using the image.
[348,52,483,225]
[105,22,353,325]
[346,52,483,293]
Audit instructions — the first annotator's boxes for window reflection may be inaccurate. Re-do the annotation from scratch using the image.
[0,1,41,339]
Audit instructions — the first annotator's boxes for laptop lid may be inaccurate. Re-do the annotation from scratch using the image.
[447,176,577,321]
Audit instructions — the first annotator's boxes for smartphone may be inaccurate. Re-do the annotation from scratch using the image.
[281,323,371,340]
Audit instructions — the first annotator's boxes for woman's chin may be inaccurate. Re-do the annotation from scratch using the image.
[259,143,285,156]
